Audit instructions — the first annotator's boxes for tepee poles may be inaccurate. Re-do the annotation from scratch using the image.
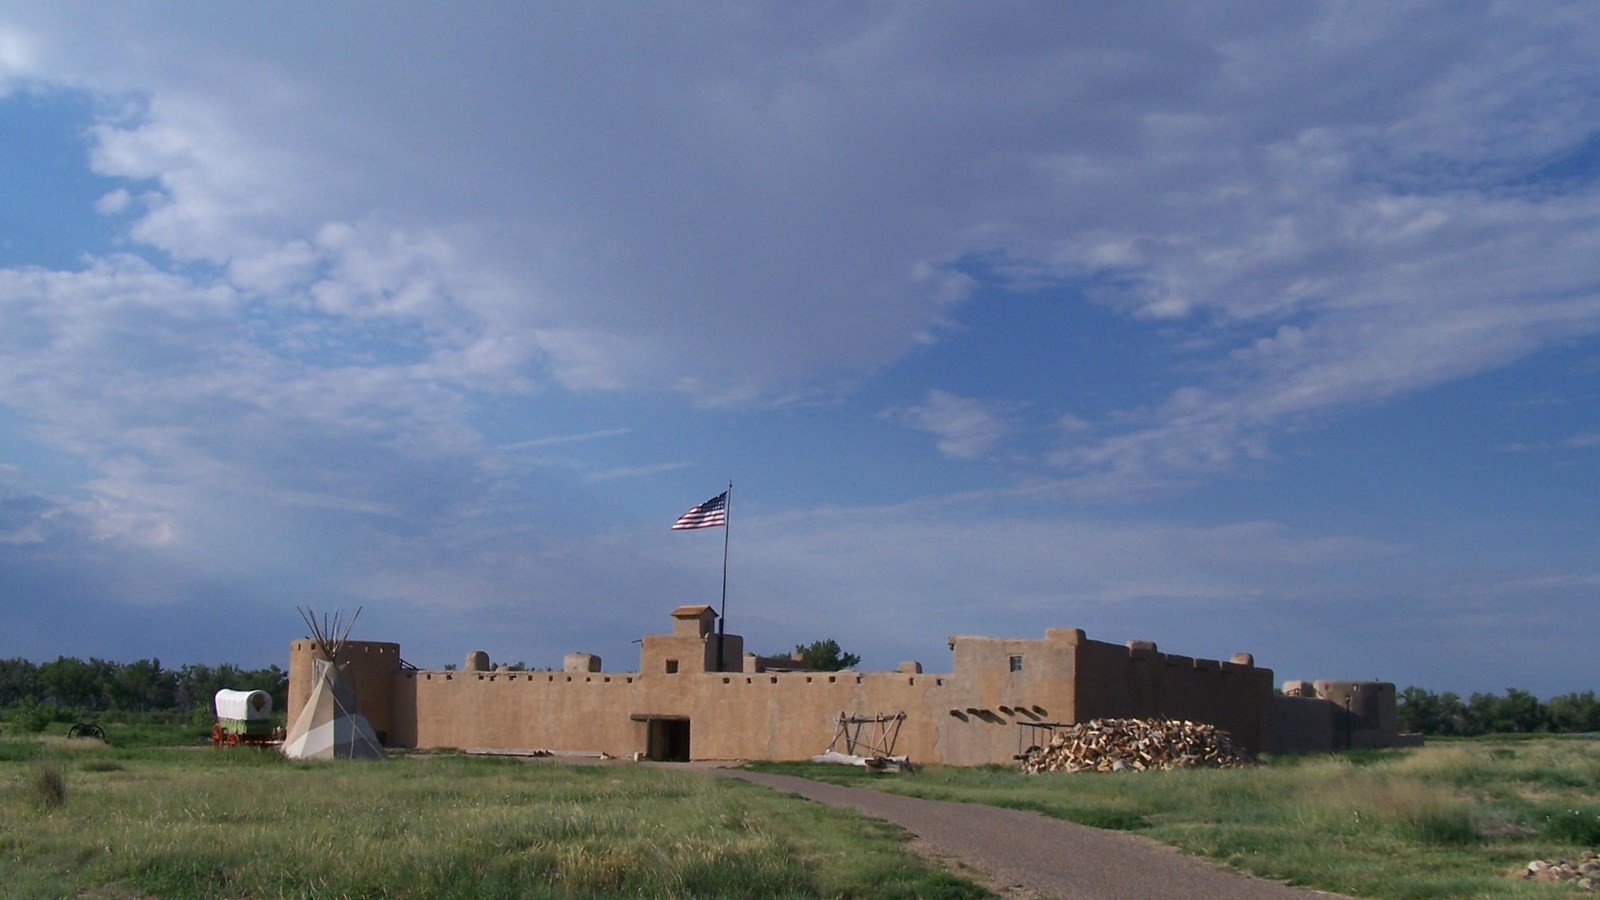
[298,605,362,662]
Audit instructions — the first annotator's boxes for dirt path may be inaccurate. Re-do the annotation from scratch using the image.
[717,770,1346,900]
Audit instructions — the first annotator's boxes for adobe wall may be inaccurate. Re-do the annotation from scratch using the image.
[1270,679,1416,753]
[288,612,1285,764]
[390,669,643,751]
[389,664,1059,765]
[1270,695,1336,754]
[1071,636,1274,754]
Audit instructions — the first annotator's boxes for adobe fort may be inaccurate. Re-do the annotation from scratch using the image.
[287,605,1411,763]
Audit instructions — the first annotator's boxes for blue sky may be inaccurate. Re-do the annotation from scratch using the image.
[1,3,1597,696]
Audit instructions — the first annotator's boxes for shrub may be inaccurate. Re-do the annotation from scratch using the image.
[9,702,53,734]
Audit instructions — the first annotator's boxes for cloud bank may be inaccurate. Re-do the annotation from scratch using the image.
[1,4,1597,692]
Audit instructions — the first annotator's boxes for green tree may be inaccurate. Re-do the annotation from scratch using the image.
[793,639,860,671]
[1500,687,1549,733]
[0,657,41,706]
[109,658,176,712]
[1397,686,1468,735]
[1462,688,1549,735]
[1547,691,1600,733]
[1399,686,1440,733]
[37,656,104,710]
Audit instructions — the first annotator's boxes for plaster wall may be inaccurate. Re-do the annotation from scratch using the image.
[391,669,641,751]
[288,611,1284,764]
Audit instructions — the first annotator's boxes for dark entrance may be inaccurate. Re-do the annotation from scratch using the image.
[638,715,691,761]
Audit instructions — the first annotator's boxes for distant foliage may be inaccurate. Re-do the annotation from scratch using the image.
[1397,686,1599,736]
[792,639,861,671]
[0,656,287,718]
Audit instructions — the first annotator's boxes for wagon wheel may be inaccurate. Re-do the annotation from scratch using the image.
[68,723,106,740]
[212,723,224,747]
[226,731,241,747]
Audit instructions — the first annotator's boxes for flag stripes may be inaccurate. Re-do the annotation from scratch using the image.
[671,491,728,530]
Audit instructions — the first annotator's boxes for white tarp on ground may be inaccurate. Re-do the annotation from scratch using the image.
[281,658,385,760]
[214,689,273,721]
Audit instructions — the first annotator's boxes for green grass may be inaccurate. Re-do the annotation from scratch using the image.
[0,739,989,899]
[750,739,1600,899]
[0,710,216,750]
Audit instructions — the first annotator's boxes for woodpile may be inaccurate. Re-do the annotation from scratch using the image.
[1018,718,1254,773]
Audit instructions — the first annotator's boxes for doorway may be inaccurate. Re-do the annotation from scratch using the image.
[645,717,691,761]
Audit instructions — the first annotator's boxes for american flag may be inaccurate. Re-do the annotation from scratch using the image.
[671,491,728,530]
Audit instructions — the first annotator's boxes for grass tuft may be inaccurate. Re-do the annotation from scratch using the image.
[31,758,67,809]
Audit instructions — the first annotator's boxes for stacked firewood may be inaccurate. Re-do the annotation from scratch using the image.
[1018,718,1254,773]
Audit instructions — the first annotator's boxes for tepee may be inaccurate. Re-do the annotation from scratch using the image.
[282,607,387,760]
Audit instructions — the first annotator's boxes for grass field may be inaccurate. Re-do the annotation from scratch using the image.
[753,738,1600,899]
[5,727,1596,899]
[0,737,987,899]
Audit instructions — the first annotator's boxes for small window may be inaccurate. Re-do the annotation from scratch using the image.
[665,659,679,674]
[1009,654,1024,672]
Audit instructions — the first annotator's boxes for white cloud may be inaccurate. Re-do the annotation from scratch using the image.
[2,5,1600,693]
[7,3,1595,421]
[886,390,1013,460]
[0,254,498,558]
[94,188,131,215]
[0,24,37,86]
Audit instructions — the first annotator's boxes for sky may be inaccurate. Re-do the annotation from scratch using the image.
[1,3,1597,697]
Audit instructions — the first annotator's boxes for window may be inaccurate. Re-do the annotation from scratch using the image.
[665,659,679,674]
[1009,654,1024,672]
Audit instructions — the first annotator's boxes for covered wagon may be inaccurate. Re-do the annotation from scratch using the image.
[213,689,275,747]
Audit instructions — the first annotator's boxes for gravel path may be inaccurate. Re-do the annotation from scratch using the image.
[717,770,1347,900]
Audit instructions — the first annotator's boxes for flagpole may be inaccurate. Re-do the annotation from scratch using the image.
[717,481,732,672]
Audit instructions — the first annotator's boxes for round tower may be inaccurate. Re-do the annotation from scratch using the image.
[287,639,401,744]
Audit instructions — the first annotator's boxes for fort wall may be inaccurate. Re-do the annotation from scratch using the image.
[289,608,1314,764]
[1272,679,1419,753]
[1072,637,1274,753]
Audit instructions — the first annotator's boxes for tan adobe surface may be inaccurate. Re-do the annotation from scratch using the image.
[288,607,1406,762]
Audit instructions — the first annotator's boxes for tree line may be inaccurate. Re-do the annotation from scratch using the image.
[1397,686,1600,736]
[0,656,288,719]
